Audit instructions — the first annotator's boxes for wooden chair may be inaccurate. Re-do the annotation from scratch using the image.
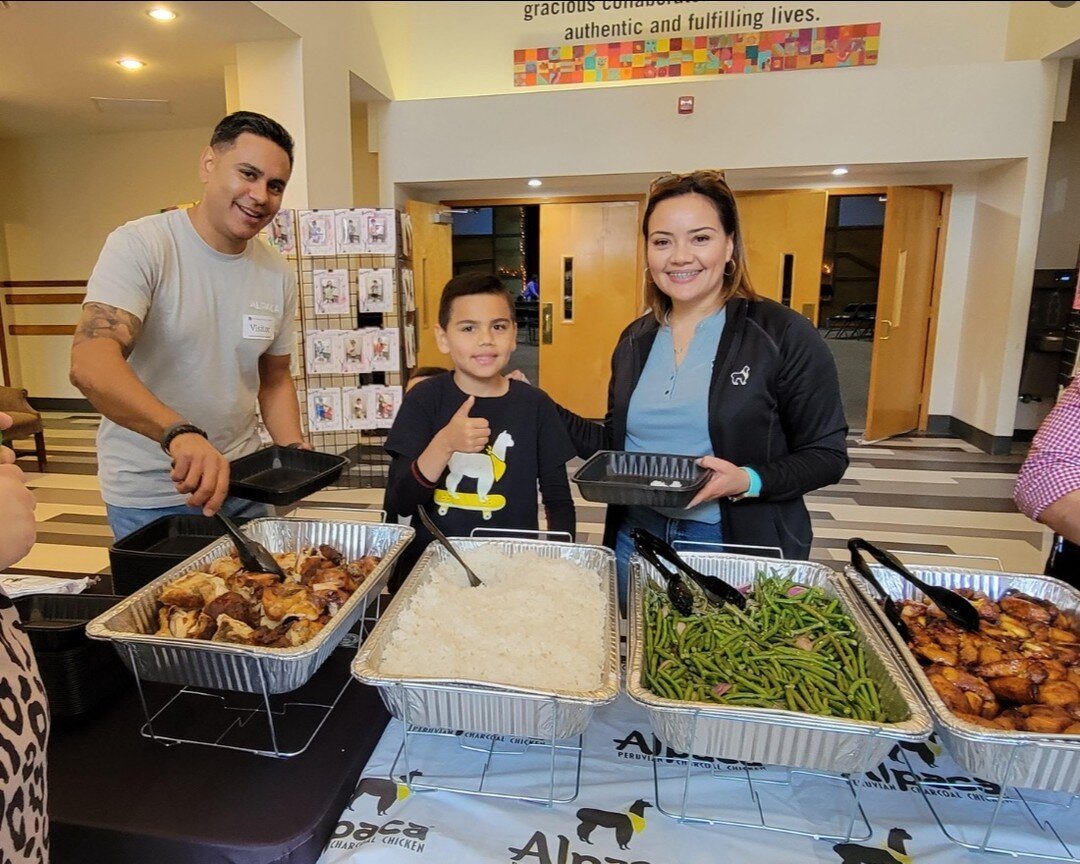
[0,387,46,472]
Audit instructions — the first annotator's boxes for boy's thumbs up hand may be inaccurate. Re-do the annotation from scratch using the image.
[441,395,490,453]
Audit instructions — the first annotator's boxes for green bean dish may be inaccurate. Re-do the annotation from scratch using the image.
[642,573,887,722]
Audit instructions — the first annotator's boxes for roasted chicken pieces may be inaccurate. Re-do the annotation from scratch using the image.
[903,589,1080,734]
[153,545,379,648]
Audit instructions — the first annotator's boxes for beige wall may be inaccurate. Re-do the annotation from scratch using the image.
[1036,63,1080,269]
[0,125,210,396]
[379,1,1009,100]
[0,127,209,279]
[351,103,380,208]
[954,162,1028,432]
[1008,1,1080,60]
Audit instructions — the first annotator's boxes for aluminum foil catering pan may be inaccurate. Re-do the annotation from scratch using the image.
[86,518,414,695]
[627,553,932,774]
[352,538,620,740]
[844,563,1080,793]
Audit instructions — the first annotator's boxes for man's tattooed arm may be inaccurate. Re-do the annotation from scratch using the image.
[72,302,142,358]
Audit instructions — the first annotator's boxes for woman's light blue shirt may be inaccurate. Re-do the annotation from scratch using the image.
[626,307,725,523]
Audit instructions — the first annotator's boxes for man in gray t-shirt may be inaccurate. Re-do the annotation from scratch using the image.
[71,112,307,539]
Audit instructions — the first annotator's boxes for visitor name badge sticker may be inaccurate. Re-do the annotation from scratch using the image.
[243,314,275,341]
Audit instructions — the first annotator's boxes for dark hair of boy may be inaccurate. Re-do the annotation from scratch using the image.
[210,111,295,167]
[437,273,514,329]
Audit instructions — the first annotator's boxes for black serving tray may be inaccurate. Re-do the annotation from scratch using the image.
[109,515,229,595]
[228,445,349,506]
[16,594,130,718]
[572,450,709,508]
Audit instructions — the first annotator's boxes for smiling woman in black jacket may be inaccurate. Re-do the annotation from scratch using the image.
[557,170,848,608]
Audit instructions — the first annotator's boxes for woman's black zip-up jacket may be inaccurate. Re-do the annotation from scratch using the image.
[557,296,849,559]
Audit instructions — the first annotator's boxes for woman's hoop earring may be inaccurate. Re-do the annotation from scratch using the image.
[724,260,736,277]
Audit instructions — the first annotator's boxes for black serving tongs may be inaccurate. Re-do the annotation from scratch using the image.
[215,512,287,579]
[848,537,980,637]
[632,528,746,612]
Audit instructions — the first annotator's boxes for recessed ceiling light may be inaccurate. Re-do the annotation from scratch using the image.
[831,167,849,176]
[527,178,543,188]
[117,58,146,70]
[147,7,177,21]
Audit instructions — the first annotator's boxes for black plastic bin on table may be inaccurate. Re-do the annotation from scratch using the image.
[572,450,709,508]
[108,515,231,594]
[228,445,350,506]
[15,593,128,719]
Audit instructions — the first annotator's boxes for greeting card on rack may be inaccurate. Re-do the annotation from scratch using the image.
[342,386,376,431]
[358,268,395,314]
[374,386,402,429]
[361,208,397,255]
[340,329,372,374]
[313,269,351,316]
[404,323,417,368]
[400,212,413,259]
[401,268,416,312]
[307,387,342,432]
[370,328,400,373]
[298,210,336,257]
[265,210,295,255]
[306,330,341,375]
[335,209,366,255]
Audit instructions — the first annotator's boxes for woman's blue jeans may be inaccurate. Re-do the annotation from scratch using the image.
[614,505,722,615]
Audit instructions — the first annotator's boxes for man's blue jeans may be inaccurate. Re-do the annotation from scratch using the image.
[106,497,270,540]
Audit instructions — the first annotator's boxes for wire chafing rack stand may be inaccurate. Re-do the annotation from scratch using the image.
[651,710,877,842]
[897,744,1080,861]
[648,540,875,842]
[388,526,584,806]
[128,643,354,759]
[388,682,586,806]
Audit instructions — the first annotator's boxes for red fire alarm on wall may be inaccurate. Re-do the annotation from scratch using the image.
[678,95,695,115]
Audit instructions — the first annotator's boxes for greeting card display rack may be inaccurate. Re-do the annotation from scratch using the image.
[266,208,416,492]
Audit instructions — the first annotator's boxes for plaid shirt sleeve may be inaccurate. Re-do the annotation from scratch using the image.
[1014,376,1080,519]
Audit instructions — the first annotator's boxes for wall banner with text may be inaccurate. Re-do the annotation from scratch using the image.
[514,20,879,88]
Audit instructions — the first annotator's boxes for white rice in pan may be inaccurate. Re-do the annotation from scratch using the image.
[379,547,607,691]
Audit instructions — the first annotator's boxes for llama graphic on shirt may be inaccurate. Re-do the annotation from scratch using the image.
[433,430,514,519]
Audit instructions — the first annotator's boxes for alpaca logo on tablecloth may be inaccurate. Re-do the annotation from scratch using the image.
[833,827,914,864]
[574,799,652,850]
[349,770,423,815]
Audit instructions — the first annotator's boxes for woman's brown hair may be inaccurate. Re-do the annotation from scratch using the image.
[642,170,757,321]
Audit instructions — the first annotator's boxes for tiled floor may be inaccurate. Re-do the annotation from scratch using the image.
[7,412,1051,578]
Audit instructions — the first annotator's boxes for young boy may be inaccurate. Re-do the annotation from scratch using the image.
[385,273,576,579]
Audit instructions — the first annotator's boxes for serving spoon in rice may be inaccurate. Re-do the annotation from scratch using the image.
[417,507,483,587]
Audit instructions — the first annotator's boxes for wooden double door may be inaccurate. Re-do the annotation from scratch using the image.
[738,187,943,441]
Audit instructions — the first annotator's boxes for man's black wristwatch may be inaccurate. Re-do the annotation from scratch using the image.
[160,421,208,455]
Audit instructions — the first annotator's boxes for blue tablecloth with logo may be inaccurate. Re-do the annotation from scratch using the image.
[318,694,1079,864]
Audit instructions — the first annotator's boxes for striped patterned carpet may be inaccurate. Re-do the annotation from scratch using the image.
[7,412,1051,579]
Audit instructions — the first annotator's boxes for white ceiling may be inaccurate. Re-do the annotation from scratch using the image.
[0,1,296,139]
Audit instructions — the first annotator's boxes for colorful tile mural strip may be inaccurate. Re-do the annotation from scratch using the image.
[513,23,880,87]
